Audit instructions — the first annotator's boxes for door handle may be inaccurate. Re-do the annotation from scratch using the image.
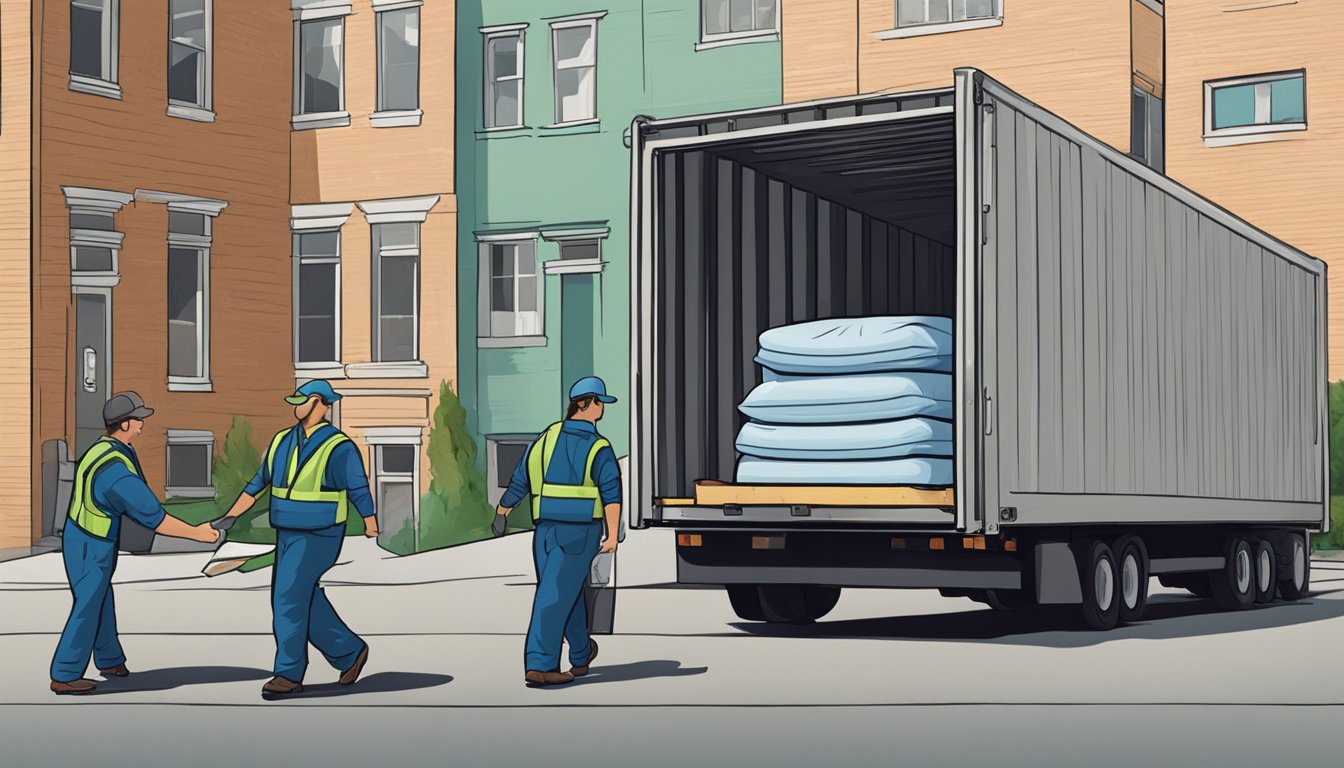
[82,347,97,393]
[983,388,993,436]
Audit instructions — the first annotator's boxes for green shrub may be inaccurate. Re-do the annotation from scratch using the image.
[417,381,494,551]
[1312,382,1344,550]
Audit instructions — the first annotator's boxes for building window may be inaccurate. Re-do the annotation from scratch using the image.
[293,5,348,130]
[70,212,120,277]
[880,0,1002,39]
[376,4,420,117]
[487,436,533,506]
[1131,87,1164,173]
[479,238,542,341]
[483,28,525,129]
[372,223,420,363]
[70,0,120,98]
[165,430,214,499]
[168,0,212,118]
[551,18,598,125]
[1204,71,1306,145]
[294,230,341,366]
[167,211,211,388]
[366,429,421,554]
[701,0,778,43]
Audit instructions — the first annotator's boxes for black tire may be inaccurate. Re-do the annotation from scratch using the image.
[726,585,766,622]
[757,585,841,623]
[1210,535,1256,611]
[1253,538,1277,604]
[1077,540,1120,631]
[1115,536,1150,623]
[1277,534,1311,601]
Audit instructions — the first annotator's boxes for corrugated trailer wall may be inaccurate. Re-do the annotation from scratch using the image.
[983,87,1324,523]
[654,150,955,498]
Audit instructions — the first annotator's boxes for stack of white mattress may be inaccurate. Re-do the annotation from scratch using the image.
[735,317,955,487]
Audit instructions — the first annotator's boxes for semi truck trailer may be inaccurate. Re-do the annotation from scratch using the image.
[627,69,1327,630]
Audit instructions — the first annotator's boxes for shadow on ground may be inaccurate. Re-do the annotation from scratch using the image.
[561,660,708,688]
[94,666,270,694]
[298,672,454,699]
[728,589,1344,648]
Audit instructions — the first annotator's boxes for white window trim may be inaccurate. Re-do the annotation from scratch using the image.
[135,190,229,217]
[370,109,424,128]
[486,434,536,506]
[698,1,779,48]
[375,3,421,120]
[293,10,349,127]
[356,194,440,224]
[65,187,131,290]
[369,436,421,551]
[168,0,214,118]
[877,0,1004,40]
[293,228,344,374]
[369,222,423,365]
[483,27,526,130]
[477,236,545,345]
[478,336,547,349]
[540,225,610,242]
[549,17,600,128]
[166,213,215,392]
[68,0,120,97]
[1203,71,1307,147]
[371,0,422,11]
[164,429,215,499]
[544,259,604,276]
[346,361,429,379]
[1137,0,1164,16]
[291,202,353,231]
[63,186,133,214]
[363,426,424,445]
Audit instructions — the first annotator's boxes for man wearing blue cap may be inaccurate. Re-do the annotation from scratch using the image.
[217,380,377,698]
[495,376,622,686]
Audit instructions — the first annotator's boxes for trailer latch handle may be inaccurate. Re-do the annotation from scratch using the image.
[983,388,993,436]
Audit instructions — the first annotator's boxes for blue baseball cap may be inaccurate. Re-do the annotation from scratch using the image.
[569,376,617,404]
[285,379,343,406]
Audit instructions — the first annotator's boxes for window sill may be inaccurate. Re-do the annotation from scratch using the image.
[543,258,605,275]
[477,125,532,138]
[168,379,214,393]
[1203,123,1306,147]
[165,486,217,500]
[71,273,121,290]
[295,363,348,380]
[876,17,1003,40]
[68,75,123,100]
[345,361,429,379]
[478,336,547,349]
[370,109,423,128]
[695,32,780,51]
[538,120,601,136]
[292,111,352,131]
[167,103,217,123]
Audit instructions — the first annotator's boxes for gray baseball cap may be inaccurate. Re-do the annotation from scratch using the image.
[103,391,154,426]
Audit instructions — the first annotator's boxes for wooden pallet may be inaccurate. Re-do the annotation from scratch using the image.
[656,480,955,508]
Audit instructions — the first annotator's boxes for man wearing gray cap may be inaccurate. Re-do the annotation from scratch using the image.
[50,391,222,695]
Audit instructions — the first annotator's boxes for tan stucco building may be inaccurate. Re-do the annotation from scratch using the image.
[0,0,455,551]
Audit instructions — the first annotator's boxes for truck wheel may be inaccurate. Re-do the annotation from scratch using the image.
[1277,534,1310,601]
[1077,540,1119,631]
[1210,535,1255,611]
[726,585,766,622]
[1253,538,1277,604]
[758,585,841,623]
[1115,536,1149,623]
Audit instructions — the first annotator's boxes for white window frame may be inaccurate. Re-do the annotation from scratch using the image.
[542,228,608,275]
[166,211,212,392]
[549,14,603,127]
[164,429,215,499]
[1203,70,1307,148]
[69,0,122,99]
[352,195,439,378]
[477,233,545,348]
[366,428,422,552]
[291,202,353,379]
[167,0,214,122]
[486,434,536,506]
[698,0,780,50]
[292,1,351,130]
[293,229,344,373]
[878,0,1003,40]
[64,186,132,290]
[372,0,423,127]
[482,25,526,130]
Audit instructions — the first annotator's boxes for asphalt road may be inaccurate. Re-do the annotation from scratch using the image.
[2,530,1341,768]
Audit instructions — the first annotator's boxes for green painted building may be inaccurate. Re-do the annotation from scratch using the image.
[455,0,782,500]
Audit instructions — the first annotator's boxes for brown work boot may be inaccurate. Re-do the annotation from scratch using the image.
[99,664,130,678]
[339,645,369,686]
[524,670,575,687]
[569,639,599,677]
[51,679,98,695]
[261,676,304,697]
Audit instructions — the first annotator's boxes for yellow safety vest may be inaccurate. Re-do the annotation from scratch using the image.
[527,422,611,520]
[68,438,140,539]
[265,426,352,527]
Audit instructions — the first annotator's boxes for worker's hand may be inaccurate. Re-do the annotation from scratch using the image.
[210,515,236,533]
[491,514,508,538]
[193,523,221,544]
[599,537,618,555]
[364,516,380,539]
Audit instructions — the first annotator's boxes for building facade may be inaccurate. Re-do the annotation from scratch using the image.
[456,0,783,503]
[0,0,457,552]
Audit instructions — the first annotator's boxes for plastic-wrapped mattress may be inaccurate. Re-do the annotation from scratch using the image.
[735,418,953,461]
[738,372,953,424]
[755,316,953,375]
[736,456,954,486]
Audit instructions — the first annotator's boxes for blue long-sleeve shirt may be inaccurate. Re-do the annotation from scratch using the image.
[244,422,375,520]
[83,440,168,541]
[500,420,621,523]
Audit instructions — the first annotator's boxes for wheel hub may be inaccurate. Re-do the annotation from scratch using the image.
[1235,548,1252,594]
[1121,554,1140,609]
[1095,560,1114,611]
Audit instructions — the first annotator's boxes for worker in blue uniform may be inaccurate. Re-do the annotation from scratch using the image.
[50,392,222,695]
[495,376,623,687]
[217,380,378,698]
